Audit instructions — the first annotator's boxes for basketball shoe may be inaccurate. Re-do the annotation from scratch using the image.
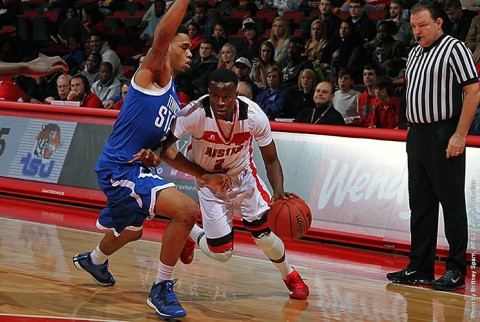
[284,268,309,300]
[386,267,434,285]
[72,252,116,286]
[180,237,195,264]
[147,280,186,319]
[432,270,465,291]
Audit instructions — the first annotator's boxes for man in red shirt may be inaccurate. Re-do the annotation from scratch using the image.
[67,74,103,108]
[357,64,380,126]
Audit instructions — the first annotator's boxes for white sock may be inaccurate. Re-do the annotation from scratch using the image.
[90,245,108,265]
[156,260,175,283]
[255,233,294,279]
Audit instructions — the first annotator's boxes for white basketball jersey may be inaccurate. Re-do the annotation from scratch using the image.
[172,95,272,176]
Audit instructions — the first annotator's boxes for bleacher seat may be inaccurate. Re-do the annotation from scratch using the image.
[283,11,304,27]
[368,10,387,21]
[254,11,277,26]
[32,16,50,43]
[229,11,250,20]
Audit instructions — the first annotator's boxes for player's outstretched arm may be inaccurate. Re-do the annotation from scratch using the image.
[137,0,190,87]
[0,56,68,78]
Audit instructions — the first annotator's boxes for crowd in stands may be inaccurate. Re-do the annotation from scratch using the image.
[0,0,479,133]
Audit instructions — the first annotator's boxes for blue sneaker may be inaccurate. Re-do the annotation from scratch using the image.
[147,280,186,319]
[72,252,116,286]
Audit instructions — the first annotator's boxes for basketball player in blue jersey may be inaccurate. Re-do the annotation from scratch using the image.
[72,0,230,319]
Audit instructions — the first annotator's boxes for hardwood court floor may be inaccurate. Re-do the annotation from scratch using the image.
[0,195,476,321]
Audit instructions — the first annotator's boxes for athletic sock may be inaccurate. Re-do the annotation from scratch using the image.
[156,260,175,283]
[90,245,108,265]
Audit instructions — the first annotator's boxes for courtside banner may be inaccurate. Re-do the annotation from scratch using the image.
[0,116,76,183]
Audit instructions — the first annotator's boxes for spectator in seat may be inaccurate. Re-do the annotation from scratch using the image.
[234,57,260,99]
[357,64,380,127]
[255,66,290,119]
[238,17,264,61]
[217,43,238,70]
[89,30,124,79]
[67,74,103,108]
[187,21,204,57]
[333,68,360,124]
[370,75,399,128]
[388,0,415,47]
[91,62,122,106]
[251,41,277,89]
[346,0,377,42]
[268,17,290,66]
[237,81,254,99]
[59,6,89,44]
[285,68,318,119]
[325,20,368,83]
[465,15,480,65]
[189,40,218,98]
[444,0,477,41]
[140,0,166,47]
[295,81,345,125]
[80,51,102,87]
[62,36,85,75]
[113,80,130,110]
[305,19,330,82]
[365,20,408,78]
[82,4,107,35]
[208,21,228,55]
[44,75,71,104]
[281,37,314,95]
[302,0,342,40]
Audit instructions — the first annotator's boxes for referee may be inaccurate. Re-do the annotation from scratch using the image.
[387,0,480,291]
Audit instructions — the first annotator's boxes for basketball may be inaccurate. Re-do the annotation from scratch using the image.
[268,198,312,241]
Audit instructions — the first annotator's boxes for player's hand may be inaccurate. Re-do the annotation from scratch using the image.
[201,173,232,192]
[445,132,466,158]
[130,148,160,167]
[270,192,299,205]
[26,56,68,77]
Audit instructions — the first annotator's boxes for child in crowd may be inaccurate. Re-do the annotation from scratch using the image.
[370,76,399,129]
[333,68,360,124]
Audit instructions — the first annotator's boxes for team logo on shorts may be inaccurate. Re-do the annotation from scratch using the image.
[33,123,61,159]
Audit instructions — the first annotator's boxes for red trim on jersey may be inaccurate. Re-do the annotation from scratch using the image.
[248,139,271,204]
[208,241,234,253]
[201,131,251,144]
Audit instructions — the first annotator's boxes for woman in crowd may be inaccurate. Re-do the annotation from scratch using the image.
[305,19,330,82]
[285,68,317,118]
[268,17,290,66]
[255,66,290,120]
[251,41,276,89]
[217,43,238,70]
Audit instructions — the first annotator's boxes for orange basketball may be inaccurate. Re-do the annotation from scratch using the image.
[268,198,312,241]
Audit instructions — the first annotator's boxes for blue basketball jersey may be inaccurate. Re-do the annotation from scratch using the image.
[95,76,180,177]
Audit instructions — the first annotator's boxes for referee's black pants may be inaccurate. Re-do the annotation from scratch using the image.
[406,120,467,276]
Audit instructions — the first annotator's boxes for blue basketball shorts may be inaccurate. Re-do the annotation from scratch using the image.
[96,165,175,236]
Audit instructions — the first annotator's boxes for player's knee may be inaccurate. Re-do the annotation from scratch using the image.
[210,248,233,262]
[253,231,276,249]
[176,202,198,228]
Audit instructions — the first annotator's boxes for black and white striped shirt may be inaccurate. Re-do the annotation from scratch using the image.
[406,34,478,124]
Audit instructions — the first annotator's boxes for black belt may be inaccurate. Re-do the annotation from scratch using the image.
[408,117,459,128]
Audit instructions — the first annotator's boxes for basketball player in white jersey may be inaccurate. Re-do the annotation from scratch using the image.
[132,69,309,300]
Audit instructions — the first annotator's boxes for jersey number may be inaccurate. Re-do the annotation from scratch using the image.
[155,105,174,129]
[213,158,225,172]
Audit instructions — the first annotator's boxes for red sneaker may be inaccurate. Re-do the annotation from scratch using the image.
[284,268,309,300]
[180,237,196,264]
